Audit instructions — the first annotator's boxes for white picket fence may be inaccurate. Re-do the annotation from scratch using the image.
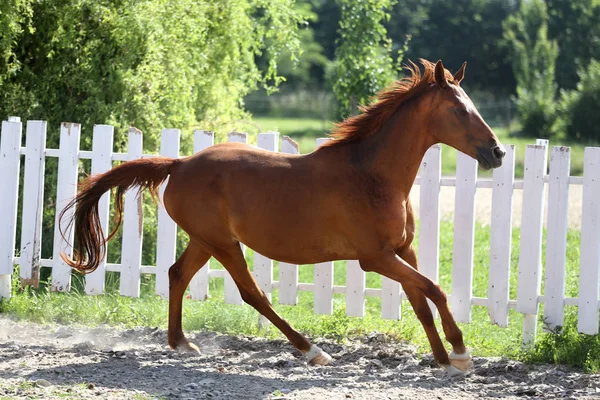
[1,117,599,344]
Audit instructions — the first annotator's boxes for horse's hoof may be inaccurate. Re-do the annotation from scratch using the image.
[306,345,332,366]
[443,364,467,378]
[449,350,471,372]
[172,341,201,354]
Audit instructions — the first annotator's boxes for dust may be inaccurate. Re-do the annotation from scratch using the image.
[1,316,599,399]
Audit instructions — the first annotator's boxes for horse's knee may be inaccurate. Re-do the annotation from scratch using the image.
[239,287,266,306]
[168,264,183,285]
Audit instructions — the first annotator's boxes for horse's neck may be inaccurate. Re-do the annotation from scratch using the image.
[353,108,435,195]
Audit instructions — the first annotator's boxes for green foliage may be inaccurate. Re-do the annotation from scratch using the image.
[503,0,559,138]
[271,2,329,89]
[547,0,600,90]
[402,0,516,96]
[329,0,399,117]
[0,0,33,84]
[557,60,600,141]
[526,309,600,372]
[0,0,302,149]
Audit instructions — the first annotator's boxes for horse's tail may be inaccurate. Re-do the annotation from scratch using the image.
[59,157,178,274]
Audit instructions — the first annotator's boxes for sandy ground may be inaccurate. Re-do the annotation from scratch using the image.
[1,317,599,400]
[410,184,583,229]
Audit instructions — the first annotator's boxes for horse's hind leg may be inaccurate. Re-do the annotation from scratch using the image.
[168,241,211,352]
[213,244,332,365]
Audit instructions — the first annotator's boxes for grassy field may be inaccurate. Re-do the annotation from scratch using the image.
[250,117,593,178]
[2,220,598,371]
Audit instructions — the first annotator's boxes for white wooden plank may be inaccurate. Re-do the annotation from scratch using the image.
[544,146,570,330]
[224,132,247,305]
[278,262,299,305]
[451,151,478,323]
[314,138,334,314]
[516,144,548,343]
[19,121,47,287]
[85,125,114,295]
[488,145,515,327]
[189,130,214,300]
[228,131,247,144]
[155,129,180,299]
[52,123,82,292]
[381,276,401,320]
[0,119,23,298]
[314,261,334,315]
[119,128,144,297]
[419,144,442,316]
[346,259,365,317]
[278,136,299,305]
[578,147,600,334]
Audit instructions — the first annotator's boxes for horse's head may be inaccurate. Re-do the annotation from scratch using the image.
[426,60,505,169]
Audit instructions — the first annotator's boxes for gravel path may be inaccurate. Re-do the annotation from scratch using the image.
[1,317,599,399]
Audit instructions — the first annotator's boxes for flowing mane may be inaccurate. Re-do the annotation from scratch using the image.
[324,59,458,147]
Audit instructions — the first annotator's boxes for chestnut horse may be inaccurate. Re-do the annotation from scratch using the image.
[60,60,505,375]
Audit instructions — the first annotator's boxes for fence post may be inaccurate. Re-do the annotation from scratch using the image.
[20,121,47,288]
[314,137,334,315]
[119,128,144,297]
[544,146,570,330]
[254,132,279,327]
[578,147,600,334]
[0,118,23,298]
[488,145,515,327]
[381,276,401,320]
[156,129,180,299]
[189,131,214,301]
[346,260,365,317]
[451,151,478,323]
[85,125,114,295]
[224,132,247,305]
[278,136,300,306]
[517,142,548,345]
[52,123,81,292]
[419,144,442,316]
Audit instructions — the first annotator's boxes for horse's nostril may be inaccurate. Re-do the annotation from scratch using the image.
[492,146,506,160]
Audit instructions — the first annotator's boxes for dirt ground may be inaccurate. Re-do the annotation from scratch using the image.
[1,317,599,400]
[410,184,584,228]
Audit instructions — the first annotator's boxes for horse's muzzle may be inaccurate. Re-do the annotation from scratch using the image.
[477,144,506,170]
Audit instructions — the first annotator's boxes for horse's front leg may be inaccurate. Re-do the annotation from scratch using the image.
[359,249,470,374]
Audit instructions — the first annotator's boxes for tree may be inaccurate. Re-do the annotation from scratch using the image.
[0,0,302,150]
[558,60,600,141]
[401,0,516,96]
[329,0,399,117]
[0,0,303,273]
[547,0,600,90]
[503,0,559,138]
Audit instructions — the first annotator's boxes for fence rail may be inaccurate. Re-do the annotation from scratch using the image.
[1,117,599,344]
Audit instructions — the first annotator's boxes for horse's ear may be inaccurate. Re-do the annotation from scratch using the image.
[454,61,467,84]
[434,60,448,89]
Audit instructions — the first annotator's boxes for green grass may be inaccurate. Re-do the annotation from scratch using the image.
[2,220,597,371]
[247,117,594,178]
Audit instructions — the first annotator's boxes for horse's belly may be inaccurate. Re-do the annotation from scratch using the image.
[229,211,357,264]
